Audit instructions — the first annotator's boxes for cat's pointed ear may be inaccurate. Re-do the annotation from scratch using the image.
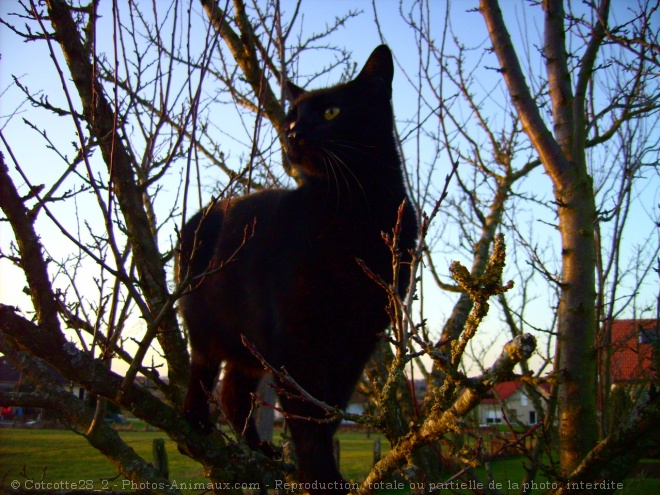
[355,45,393,98]
[286,81,306,102]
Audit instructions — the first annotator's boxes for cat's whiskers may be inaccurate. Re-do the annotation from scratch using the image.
[321,147,351,192]
[322,146,369,207]
[325,141,378,159]
[320,151,343,216]
[329,140,402,176]
[327,141,393,165]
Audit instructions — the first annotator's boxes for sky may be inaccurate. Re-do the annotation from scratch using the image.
[1,0,658,376]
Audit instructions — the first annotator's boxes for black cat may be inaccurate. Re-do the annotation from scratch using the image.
[177,45,417,492]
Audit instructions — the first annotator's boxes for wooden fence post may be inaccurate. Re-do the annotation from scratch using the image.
[152,438,169,480]
[373,438,381,465]
[256,375,275,444]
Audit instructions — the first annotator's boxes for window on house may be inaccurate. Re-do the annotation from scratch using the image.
[529,411,536,424]
[520,393,528,407]
[486,410,502,424]
[639,325,659,344]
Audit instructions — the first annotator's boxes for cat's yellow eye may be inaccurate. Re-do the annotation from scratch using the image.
[323,106,341,121]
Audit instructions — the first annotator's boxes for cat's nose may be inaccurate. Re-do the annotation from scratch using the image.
[287,122,303,143]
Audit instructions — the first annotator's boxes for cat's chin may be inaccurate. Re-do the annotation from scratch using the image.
[286,152,325,179]
[285,145,307,165]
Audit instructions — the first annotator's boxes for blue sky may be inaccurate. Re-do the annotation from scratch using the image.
[1,1,658,375]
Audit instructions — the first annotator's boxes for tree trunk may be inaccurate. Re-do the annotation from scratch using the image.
[479,0,601,475]
[555,185,598,475]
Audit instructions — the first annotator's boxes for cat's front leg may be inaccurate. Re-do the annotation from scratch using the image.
[279,395,346,493]
[220,363,274,455]
[183,350,221,434]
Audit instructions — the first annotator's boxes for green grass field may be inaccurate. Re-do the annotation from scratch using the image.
[0,428,388,491]
[1,427,658,493]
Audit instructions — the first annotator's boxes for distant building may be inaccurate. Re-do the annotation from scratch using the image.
[607,319,658,384]
[0,356,23,393]
[1,356,28,421]
[476,381,549,426]
[0,356,84,423]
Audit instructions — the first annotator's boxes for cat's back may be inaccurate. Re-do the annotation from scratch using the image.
[177,187,297,284]
[178,187,313,358]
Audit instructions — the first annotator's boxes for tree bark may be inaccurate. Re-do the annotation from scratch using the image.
[0,154,65,346]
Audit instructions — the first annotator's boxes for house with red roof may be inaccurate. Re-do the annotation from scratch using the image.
[608,319,657,384]
[476,381,548,426]
[475,320,658,428]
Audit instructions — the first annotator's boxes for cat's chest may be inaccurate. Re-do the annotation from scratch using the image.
[295,217,390,285]
[307,211,385,252]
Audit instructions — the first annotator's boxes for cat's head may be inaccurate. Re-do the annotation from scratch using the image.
[284,45,397,181]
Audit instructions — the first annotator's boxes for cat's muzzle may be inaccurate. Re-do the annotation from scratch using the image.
[287,129,303,144]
